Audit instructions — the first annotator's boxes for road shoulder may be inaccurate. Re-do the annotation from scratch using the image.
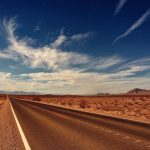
[0,100,25,150]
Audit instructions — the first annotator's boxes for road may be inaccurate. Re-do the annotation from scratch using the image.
[9,97,150,150]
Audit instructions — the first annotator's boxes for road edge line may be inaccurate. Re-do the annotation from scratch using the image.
[8,100,31,150]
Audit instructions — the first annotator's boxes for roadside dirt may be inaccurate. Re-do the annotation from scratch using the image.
[0,96,6,109]
[0,98,25,150]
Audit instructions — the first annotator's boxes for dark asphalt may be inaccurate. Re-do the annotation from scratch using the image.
[9,97,150,150]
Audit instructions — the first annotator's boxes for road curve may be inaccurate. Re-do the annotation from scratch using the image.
[9,97,150,150]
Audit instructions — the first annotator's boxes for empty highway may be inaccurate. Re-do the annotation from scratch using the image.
[9,97,150,150]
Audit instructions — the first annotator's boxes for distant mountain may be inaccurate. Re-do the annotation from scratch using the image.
[96,93,110,96]
[127,88,150,95]
[0,91,42,95]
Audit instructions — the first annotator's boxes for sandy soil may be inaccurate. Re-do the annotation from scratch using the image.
[0,96,6,108]
[15,95,150,124]
[0,97,25,150]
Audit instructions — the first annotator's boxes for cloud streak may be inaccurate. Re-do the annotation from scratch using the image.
[0,18,122,71]
[114,0,128,16]
[113,9,150,43]
[0,58,150,94]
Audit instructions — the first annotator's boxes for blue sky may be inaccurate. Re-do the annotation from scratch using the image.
[0,0,150,94]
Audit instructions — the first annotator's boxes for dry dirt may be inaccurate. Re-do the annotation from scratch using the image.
[15,95,150,123]
[0,96,25,150]
[0,96,6,108]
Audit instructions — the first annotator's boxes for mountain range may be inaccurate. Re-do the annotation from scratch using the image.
[127,88,150,95]
[0,91,41,95]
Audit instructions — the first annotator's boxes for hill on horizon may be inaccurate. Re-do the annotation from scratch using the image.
[127,88,150,95]
[0,90,41,95]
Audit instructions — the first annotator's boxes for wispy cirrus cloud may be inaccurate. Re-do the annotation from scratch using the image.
[51,34,67,48]
[0,17,122,71]
[114,0,128,16]
[70,32,92,41]
[113,9,150,43]
[51,32,93,48]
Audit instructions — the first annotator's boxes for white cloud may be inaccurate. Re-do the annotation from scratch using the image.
[0,18,121,71]
[0,64,149,94]
[116,57,150,72]
[0,18,150,94]
[51,32,93,48]
[0,72,12,80]
[51,34,67,48]
[114,0,128,16]
[70,32,92,41]
[12,58,150,94]
[0,18,92,70]
[113,9,150,43]
[85,55,124,71]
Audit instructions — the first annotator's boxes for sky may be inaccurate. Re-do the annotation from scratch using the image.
[0,0,150,94]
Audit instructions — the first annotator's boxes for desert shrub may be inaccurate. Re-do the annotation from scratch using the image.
[79,100,87,108]
[33,96,41,101]
[86,104,91,108]
[68,101,73,106]
[60,101,66,105]
[140,97,146,101]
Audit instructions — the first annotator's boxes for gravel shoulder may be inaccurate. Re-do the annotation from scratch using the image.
[0,99,25,150]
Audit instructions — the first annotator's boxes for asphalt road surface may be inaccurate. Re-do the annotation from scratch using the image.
[9,97,150,150]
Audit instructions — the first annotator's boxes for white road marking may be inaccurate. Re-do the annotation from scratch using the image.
[9,100,31,150]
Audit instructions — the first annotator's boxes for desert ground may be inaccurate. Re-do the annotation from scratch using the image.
[0,95,24,149]
[12,94,150,123]
[0,95,6,107]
